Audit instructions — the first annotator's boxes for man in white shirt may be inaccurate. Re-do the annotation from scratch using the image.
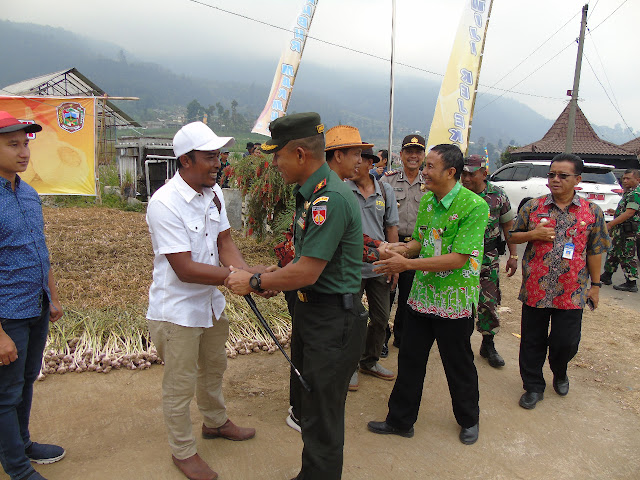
[146,122,261,480]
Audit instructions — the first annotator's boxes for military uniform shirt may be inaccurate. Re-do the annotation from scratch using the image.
[293,162,362,294]
[408,182,489,319]
[380,168,427,238]
[613,185,640,233]
[478,181,514,266]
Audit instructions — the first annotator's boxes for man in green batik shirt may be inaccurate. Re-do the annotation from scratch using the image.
[367,144,489,446]
[601,169,640,292]
[225,112,366,480]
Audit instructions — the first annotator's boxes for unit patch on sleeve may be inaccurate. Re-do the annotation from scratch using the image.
[312,196,329,205]
[312,205,327,225]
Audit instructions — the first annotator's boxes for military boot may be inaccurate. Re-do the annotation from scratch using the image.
[600,271,612,285]
[479,336,505,368]
[613,280,638,292]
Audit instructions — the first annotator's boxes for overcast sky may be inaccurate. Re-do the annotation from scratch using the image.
[5,0,638,139]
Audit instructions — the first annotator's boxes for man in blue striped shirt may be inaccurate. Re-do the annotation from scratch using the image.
[0,111,65,480]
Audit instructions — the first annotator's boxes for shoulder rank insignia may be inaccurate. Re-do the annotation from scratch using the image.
[384,170,399,176]
[313,196,329,205]
[313,178,327,193]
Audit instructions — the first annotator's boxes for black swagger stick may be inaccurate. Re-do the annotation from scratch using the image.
[243,294,312,393]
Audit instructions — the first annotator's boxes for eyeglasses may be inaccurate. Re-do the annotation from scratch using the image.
[546,172,579,180]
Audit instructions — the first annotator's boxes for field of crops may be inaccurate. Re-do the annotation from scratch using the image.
[41,206,291,377]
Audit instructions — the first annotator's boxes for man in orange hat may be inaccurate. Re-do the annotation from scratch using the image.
[324,125,373,180]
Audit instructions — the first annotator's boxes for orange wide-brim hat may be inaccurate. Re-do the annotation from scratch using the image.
[324,125,374,152]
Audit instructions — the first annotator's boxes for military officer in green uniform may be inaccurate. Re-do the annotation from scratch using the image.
[225,112,366,480]
[461,155,518,367]
[601,169,640,292]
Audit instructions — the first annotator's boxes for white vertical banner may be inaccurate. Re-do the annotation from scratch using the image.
[426,0,493,154]
[252,0,319,136]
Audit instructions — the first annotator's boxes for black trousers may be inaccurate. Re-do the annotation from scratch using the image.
[290,298,367,480]
[389,269,416,345]
[519,304,583,393]
[386,308,479,430]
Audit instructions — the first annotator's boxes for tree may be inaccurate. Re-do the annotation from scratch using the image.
[216,102,224,118]
[499,145,519,167]
[186,99,204,123]
[231,99,238,124]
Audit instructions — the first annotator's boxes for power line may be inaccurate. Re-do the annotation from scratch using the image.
[478,9,580,97]
[589,0,628,32]
[583,53,636,139]
[185,0,565,102]
[476,38,576,113]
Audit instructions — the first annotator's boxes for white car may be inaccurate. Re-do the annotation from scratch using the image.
[489,160,622,221]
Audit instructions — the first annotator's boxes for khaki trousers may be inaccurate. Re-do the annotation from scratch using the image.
[148,313,229,459]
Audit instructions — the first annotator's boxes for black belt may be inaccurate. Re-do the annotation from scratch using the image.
[297,290,353,306]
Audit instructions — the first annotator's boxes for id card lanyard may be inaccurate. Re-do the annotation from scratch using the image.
[563,228,576,260]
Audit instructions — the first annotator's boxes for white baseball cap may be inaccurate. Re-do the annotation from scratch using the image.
[173,122,235,158]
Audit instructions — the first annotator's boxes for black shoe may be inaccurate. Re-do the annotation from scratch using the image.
[600,272,612,285]
[553,375,570,396]
[459,423,479,445]
[519,391,544,409]
[367,421,414,438]
[380,342,389,358]
[613,280,638,292]
[479,338,505,368]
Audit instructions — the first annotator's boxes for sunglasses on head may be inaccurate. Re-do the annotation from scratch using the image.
[546,172,579,180]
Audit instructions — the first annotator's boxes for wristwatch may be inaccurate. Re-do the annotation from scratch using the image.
[590,282,602,288]
[509,254,518,260]
[249,273,263,292]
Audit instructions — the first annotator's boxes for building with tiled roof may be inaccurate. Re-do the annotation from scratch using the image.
[511,103,638,169]
[621,136,640,156]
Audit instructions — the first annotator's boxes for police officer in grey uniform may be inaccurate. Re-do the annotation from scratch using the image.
[380,134,427,349]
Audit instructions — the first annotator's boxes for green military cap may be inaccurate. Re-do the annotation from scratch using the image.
[259,112,324,154]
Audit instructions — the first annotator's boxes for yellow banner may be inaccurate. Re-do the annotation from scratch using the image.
[427,0,493,154]
[0,96,96,195]
[252,0,318,136]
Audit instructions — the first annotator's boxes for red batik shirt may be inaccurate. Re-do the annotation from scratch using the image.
[511,194,610,310]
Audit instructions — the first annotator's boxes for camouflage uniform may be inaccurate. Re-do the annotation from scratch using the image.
[603,185,640,280]
[476,181,514,336]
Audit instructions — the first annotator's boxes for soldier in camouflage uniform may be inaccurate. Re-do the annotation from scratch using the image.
[461,155,518,368]
[601,169,640,292]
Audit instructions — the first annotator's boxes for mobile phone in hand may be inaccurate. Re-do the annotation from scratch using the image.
[586,298,595,311]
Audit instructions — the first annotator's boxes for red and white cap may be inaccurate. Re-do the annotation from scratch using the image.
[0,111,42,134]
[173,122,235,158]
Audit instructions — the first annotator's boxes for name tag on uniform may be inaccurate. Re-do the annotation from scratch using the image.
[433,228,442,256]
[562,242,575,260]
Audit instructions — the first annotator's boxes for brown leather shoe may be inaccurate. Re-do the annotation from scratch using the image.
[202,419,256,441]
[172,454,218,480]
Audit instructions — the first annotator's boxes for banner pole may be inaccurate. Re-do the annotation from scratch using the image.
[96,96,103,204]
[387,0,396,163]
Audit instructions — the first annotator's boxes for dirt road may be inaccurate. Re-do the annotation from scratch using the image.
[4,270,640,480]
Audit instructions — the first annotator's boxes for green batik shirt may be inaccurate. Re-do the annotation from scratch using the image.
[293,162,363,294]
[614,185,640,233]
[478,181,514,266]
[407,182,489,319]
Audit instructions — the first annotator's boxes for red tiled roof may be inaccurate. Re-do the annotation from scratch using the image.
[512,103,634,156]
[621,137,640,155]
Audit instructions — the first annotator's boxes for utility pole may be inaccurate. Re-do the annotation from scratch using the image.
[565,4,588,154]
[387,0,396,164]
